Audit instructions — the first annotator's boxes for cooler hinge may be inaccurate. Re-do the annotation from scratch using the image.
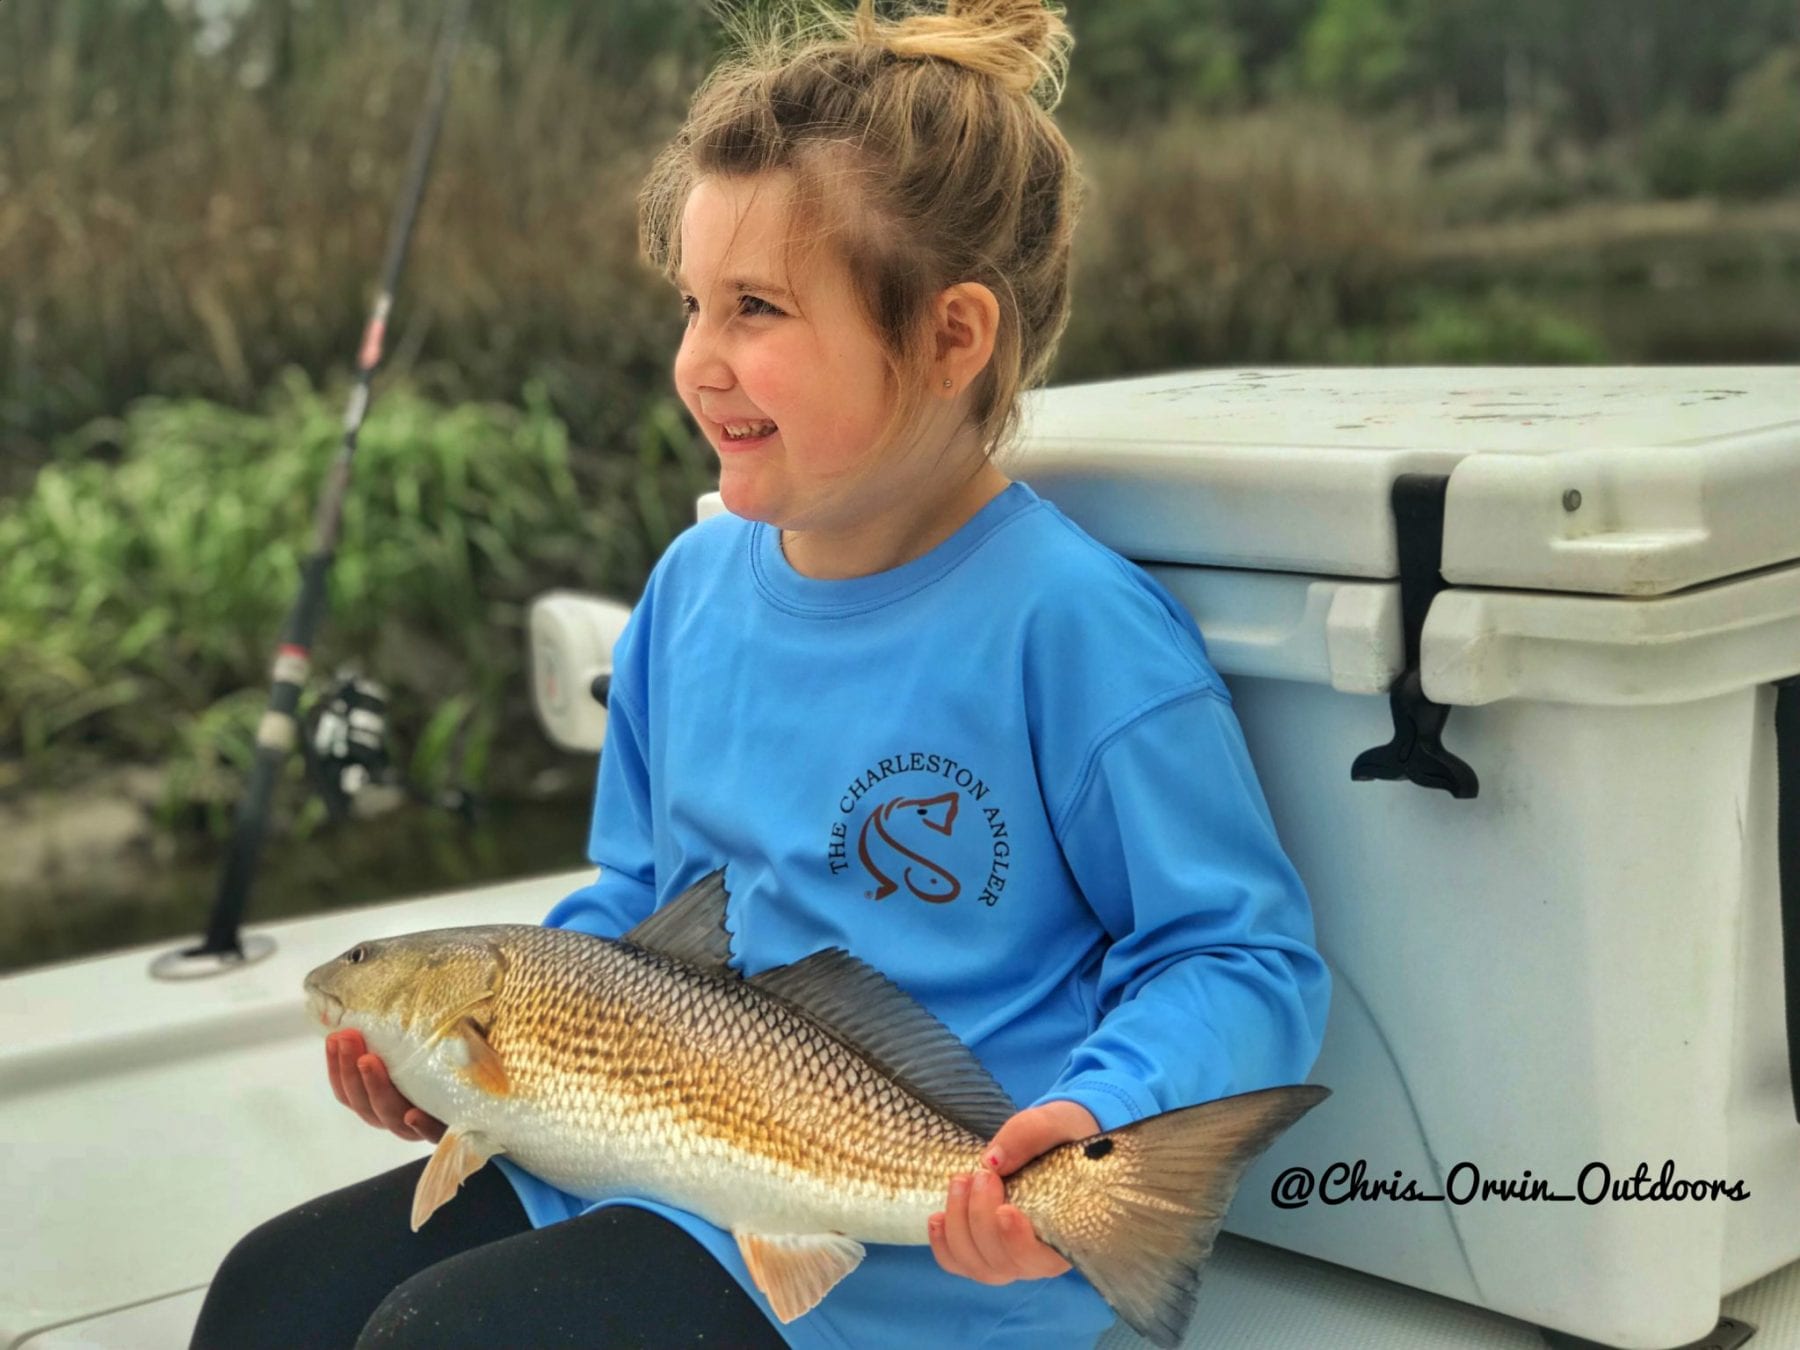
[1351,474,1480,799]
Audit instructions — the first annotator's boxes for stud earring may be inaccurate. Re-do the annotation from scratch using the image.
[942,378,952,388]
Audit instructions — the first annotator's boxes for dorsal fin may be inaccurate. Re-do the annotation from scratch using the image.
[750,948,1016,1140]
[622,869,734,971]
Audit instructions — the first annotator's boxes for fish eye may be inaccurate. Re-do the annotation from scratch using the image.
[347,944,368,965]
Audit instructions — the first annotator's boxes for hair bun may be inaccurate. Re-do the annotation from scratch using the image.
[864,0,1072,108]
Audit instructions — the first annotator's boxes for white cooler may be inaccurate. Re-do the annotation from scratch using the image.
[1007,367,1800,1350]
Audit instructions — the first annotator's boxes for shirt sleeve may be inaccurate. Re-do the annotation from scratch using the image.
[1031,686,1331,1131]
[541,664,659,939]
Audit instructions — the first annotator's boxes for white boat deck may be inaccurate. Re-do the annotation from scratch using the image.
[4,872,1796,1349]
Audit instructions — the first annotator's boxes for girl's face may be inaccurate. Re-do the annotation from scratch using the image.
[673,172,934,535]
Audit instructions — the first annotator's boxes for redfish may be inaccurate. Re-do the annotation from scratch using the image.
[302,870,1325,1346]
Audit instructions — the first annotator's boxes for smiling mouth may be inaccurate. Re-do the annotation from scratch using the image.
[718,421,778,446]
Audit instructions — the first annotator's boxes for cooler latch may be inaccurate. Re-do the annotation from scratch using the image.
[1351,474,1480,799]
[1775,676,1800,1123]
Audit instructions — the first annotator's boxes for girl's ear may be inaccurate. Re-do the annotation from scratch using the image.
[932,282,1000,395]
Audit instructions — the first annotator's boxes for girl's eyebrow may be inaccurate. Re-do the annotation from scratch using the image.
[674,272,793,300]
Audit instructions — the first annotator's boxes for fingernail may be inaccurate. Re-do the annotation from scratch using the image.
[358,1056,377,1073]
[928,1215,944,1237]
[982,1149,1002,1170]
[950,1174,968,1198]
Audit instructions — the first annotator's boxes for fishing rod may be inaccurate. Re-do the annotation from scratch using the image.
[154,0,474,979]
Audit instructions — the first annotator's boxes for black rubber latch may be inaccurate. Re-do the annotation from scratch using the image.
[1775,676,1800,1123]
[1351,474,1480,799]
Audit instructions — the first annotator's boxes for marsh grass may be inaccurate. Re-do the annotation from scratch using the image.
[1,0,707,473]
[4,0,1658,484]
[1064,108,1425,375]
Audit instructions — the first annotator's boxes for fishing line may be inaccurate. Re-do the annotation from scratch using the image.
[153,0,476,978]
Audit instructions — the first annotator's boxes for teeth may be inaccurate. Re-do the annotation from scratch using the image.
[724,421,777,439]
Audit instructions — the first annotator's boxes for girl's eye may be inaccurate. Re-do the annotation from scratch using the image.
[680,294,783,322]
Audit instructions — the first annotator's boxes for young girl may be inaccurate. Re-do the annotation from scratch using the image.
[192,1,1329,1346]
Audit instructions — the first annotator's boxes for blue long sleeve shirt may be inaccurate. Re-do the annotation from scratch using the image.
[497,480,1330,1349]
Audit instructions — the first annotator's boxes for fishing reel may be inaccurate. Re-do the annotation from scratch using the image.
[302,669,477,825]
[303,670,402,822]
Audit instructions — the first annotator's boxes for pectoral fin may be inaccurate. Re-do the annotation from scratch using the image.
[454,1016,511,1096]
[411,1125,504,1232]
[733,1230,866,1323]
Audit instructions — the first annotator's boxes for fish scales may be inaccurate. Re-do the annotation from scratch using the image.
[304,870,1327,1345]
[452,927,984,1239]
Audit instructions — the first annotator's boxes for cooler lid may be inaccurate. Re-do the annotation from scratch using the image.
[1014,367,1800,596]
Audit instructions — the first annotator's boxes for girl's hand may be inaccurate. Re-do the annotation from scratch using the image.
[325,1028,446,1144]
[928,1100,1101,1285]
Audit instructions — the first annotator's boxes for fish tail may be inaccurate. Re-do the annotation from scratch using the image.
[1022,1084,1327,1349]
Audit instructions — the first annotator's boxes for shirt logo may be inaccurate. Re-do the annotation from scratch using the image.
[859,792,961,903]
[826,752,1012,907]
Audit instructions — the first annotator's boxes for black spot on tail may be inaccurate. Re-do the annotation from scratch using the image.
[1084,1137,1115,1160]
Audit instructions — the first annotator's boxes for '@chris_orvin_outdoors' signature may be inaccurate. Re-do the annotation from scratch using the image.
[1269,1159,1752,1210]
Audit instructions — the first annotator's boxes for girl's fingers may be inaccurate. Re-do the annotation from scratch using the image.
[933,1171,1072,1285]
[936,1175,974,1274]
[937,1174,999,1283]
[964,1169,1015,1273]
[325,1034,351,1108]
[926,1211,952,1271]
[356,1055,419,1139]
[326,1031,439,1143]
[966,1174,1071,1279]
[335,1038,379,1125]
[934,1100,1095,1282]
[996,1204,1071,1278]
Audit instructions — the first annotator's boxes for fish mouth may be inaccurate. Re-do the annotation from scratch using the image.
[304,982,345,1031]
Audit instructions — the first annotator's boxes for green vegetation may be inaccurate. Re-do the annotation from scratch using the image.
[0,377,710,817]
[1643,49,1800,200]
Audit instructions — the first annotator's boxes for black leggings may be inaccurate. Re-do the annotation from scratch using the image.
[190,1160,787,1349]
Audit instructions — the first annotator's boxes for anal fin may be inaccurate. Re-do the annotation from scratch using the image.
[411,1125,504,1232]
[733,1230,866,1323]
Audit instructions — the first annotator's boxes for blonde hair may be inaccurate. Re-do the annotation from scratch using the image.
[639,0,1082,464]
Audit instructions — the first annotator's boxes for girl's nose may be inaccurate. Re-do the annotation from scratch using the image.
[675,322,733,395]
